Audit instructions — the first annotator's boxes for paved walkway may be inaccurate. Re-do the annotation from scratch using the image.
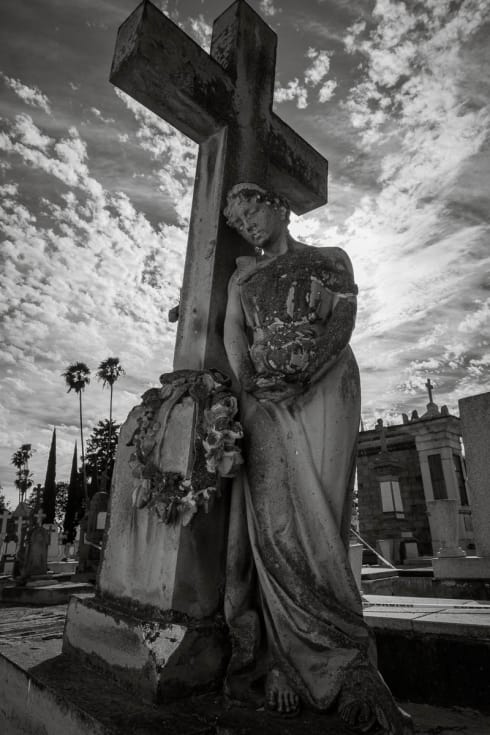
[363,593,490,636]
[1,598,490,734]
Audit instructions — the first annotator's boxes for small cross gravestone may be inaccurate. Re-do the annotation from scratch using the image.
[19,525,49,580]
[63,0,328,704]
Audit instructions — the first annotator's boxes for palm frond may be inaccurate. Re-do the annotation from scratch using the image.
[62,362,91,393]
[96,357,125,388]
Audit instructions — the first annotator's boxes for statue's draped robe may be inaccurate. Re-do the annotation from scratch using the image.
[224,246,407,729]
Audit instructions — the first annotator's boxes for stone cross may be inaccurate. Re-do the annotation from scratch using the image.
[34,507,46,527]
[425,378,434,404]
[0,511,10,556]
[110,0,328,374]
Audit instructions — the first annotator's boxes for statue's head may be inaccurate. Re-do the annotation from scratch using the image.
[224,183,290,248]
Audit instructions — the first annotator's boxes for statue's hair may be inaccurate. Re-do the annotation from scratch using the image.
[223,182,291,225]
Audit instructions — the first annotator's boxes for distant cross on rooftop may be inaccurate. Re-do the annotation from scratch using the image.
[425,378,434,404]
[376,418,388,453]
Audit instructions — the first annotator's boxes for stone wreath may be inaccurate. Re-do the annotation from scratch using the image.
[128,369,243,526]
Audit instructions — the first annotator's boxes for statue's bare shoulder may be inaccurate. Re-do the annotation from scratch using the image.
[293,241,355,280]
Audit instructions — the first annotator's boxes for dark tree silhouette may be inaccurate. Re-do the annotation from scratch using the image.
[63,443,84,543]
[85,420,121,494]
[62,362,90,508]
[42,429,57,524]
[11,444,33,504]
[96,357,125,491]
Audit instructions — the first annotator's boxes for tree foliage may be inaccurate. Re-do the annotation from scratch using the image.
[96,357,125,389]
[63,444,84,542]
[96,357,125,491]
[62,362,91,506]
[86,420,120,494]
[62,362,91,393]
[11,444,33,503]
[42,429,57,524]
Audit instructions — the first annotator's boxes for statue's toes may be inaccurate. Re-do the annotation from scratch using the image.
[339,702,357,726]
[267,690,277,710]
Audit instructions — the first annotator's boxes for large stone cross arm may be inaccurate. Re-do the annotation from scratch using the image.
[110,0,234,144]
[110,0,327,214]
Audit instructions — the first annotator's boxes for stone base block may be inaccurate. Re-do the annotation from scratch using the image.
[62,595,229,703]
[433,555,490,580]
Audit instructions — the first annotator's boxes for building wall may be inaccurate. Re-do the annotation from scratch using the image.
[357,430,432,558]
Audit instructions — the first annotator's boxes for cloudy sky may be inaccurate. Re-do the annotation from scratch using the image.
[1,0,489,506]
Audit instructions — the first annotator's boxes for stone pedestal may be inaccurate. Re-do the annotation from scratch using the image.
[348,542,363,591]
[427,499,466,558]
[63,595,229,703]
[433,555,490,579]
[63,379,231,702]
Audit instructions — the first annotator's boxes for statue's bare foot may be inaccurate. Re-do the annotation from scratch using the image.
[339,697,413,734]
[266,668,300,716]
[338,700,376,732]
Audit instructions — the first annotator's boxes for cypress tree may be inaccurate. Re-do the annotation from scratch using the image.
[42,429,57,524]
[63,443,83,542]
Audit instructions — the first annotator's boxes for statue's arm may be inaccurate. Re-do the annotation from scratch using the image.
[306,299,356,378]
[305,248,357,379]
[224,272,256,390]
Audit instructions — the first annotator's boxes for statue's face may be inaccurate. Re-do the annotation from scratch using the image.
[227,196,287,248]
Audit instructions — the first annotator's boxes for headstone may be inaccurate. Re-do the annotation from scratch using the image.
[459,392,490,557]
[11,506,32,578]
[75,514,92,574]
[0,511,10,573]
[427,499,466,557]
[63,0,328,704]
[86,491,108,549]
[20,525,49,578]
[44,523,61,563]
[433,392,490,580]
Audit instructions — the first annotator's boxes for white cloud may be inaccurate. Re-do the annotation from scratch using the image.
[188,15,212,51]
[274,78,308,109]
[458,299,490,333]
[275,48,336,109]
[301,0,490,423]
[0,112,189,495]
[318,79,337,103]
[260,0,278,16]
[1,74,51,114]
[304,48,331,86]
[90,107,115,125]
[114,89,196,224]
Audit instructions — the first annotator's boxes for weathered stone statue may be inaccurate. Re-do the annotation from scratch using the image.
[223,183,412,734]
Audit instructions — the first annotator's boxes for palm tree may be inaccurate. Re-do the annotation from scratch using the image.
[62,362,91,507]
[96,357,125,490]
[11,444,33,504]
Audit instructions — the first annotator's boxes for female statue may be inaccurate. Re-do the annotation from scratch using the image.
[223,183,412,734]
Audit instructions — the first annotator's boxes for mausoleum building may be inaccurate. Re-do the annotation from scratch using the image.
[357,381,473,564]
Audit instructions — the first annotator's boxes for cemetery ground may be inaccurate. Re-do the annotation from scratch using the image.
[1,595,490,735]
